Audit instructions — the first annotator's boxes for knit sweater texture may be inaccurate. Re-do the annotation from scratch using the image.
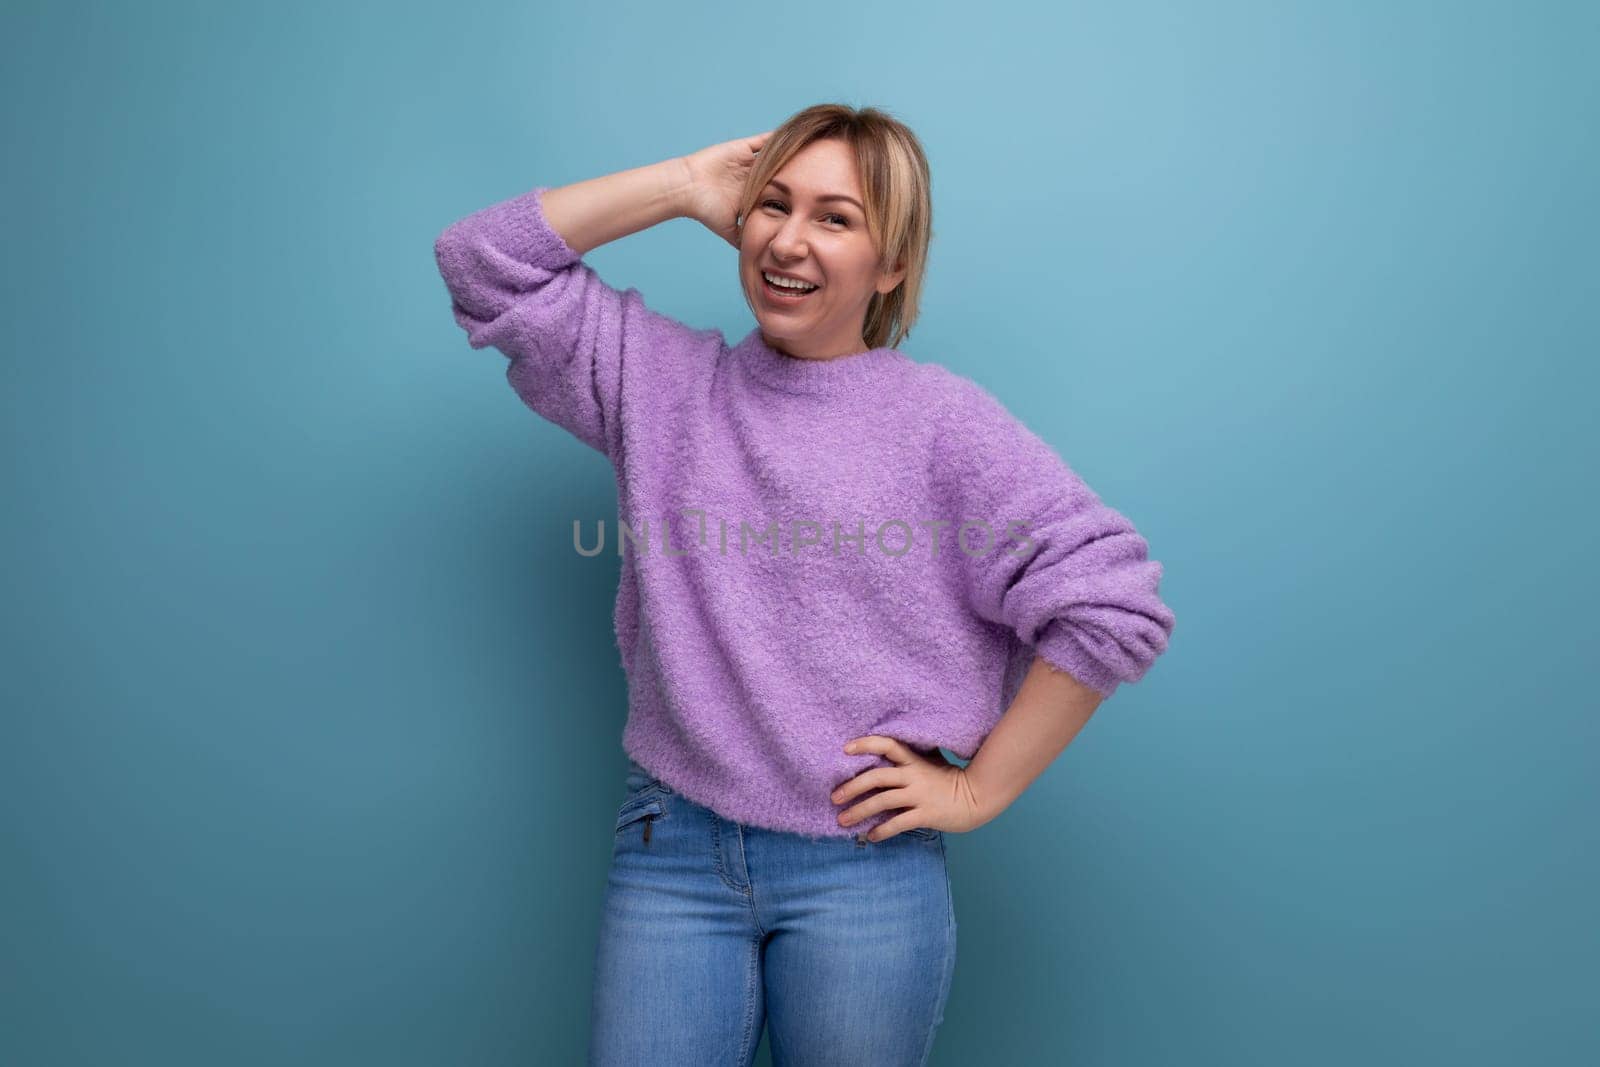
[433,185,1176,840]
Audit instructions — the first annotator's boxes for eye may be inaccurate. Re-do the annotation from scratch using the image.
[761,199,850,228]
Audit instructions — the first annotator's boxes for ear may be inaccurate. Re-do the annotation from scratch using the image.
[877,257,908,296]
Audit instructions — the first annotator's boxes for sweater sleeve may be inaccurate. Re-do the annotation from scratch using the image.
[937,379,1175,700]
[432,185,700,460]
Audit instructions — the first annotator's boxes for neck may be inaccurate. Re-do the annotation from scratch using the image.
[761,329,872,362]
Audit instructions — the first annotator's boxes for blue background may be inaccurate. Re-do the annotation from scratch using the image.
[4,1,1595,1063]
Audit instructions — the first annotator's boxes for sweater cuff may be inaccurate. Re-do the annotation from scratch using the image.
[1033,619,1121,699]
[465,185,583,271]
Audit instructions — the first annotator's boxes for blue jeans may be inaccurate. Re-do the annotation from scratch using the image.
[589,759,958,1066]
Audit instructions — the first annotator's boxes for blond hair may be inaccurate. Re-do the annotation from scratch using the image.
[734,103,933,351]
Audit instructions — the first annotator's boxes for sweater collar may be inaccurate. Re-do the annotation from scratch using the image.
[733,328,907,397]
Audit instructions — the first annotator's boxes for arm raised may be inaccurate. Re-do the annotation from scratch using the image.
[432,159,704,460]
[538,157,694,257]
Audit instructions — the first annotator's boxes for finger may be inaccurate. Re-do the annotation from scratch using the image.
[837,789,912,829]
[885,738,918,763]
[829,767,896,806]
[846,735,913,765]
[864,814,931,843]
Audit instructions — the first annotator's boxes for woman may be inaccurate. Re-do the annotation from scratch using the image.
[434,103,1176,1065]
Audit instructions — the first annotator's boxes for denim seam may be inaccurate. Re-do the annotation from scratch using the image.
[917,834,957,1066]
[710,817,749,895]
[735,825,768,939]
[736,935,761,1064]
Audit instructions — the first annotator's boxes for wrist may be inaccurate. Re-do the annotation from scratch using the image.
[960,764,1013,825]
[663,156,697,220]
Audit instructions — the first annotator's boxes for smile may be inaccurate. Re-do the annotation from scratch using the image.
[761,270,820,303]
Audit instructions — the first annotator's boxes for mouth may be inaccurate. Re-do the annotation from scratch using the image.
[760,270,821,306]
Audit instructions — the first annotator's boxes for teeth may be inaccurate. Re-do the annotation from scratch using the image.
[763,271,818,291]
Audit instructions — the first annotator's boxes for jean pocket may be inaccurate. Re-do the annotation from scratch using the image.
[615,794,666,835]
[904,825,942,841]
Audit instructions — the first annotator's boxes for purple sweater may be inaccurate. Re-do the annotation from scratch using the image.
[433,186,1175,840]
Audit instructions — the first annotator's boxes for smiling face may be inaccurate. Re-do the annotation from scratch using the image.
[738,138,908,361]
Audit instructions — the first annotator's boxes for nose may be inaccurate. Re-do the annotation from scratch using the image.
[769,215,810,262]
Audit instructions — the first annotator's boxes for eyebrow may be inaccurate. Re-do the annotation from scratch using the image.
[767,179,864,213]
